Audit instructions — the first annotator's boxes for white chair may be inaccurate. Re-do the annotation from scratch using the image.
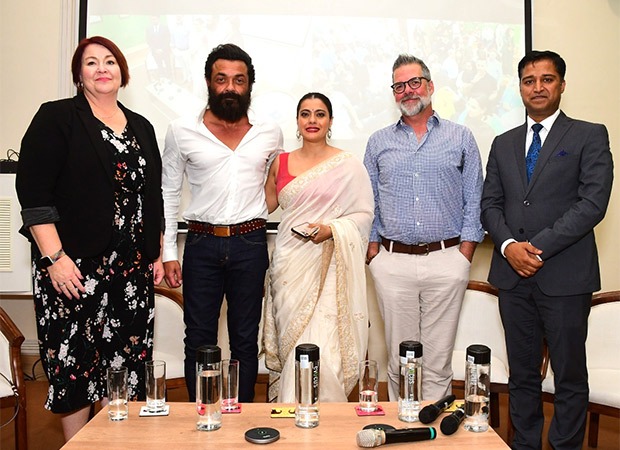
[451,281,511,433]
[0,307,28,450]
[542,290,620,448]
[153,286,186,391]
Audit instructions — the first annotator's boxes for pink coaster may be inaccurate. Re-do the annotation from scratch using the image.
[221,404,242,414]
[354,405,385,416]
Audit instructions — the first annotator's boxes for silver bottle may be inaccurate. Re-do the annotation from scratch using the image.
[295,343,320,428]
[398,340,423,422]
[196,345,222,431]
[464,344,491,432]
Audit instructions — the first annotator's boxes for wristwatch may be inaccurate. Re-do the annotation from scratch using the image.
[38,249,66,269]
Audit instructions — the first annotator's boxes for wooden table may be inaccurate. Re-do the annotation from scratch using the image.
[63,402,509,449]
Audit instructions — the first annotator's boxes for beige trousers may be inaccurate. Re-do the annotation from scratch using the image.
[368,245,470,401]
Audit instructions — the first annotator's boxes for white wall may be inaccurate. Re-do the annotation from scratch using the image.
[1,0,618,375]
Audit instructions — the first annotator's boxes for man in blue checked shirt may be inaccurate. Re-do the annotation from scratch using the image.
[364,54,484,402]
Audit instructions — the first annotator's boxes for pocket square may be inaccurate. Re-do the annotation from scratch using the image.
[555,150,569,157]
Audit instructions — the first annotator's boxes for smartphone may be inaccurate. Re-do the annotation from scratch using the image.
[291,222,319,238]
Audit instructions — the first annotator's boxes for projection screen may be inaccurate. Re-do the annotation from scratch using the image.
[80,0,531,219]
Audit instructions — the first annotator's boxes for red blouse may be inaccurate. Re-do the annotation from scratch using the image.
[276,152,296,196]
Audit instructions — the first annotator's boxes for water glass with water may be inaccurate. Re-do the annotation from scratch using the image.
[146,360,166,412]
[221,359,239,411]
[107,366,128,421]
[358,360,379,412]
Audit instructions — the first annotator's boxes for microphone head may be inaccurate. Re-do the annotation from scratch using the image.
[356,429,385,448]
[440,410,464,436]
[418,404,439,424]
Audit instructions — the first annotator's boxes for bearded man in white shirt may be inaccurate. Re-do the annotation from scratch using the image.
[162,43,283,402]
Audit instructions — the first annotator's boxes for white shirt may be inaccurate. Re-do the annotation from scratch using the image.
[162,107,283,262]
[524,109,560,156]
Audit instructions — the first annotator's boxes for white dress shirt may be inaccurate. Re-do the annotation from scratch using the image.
[162,107,283,262]
[524,109,560,156]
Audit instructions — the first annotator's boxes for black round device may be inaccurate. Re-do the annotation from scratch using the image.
[244,427,280,444]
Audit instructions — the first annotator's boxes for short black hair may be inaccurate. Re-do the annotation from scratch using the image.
[518,50,566,80]
[204,43,255,85]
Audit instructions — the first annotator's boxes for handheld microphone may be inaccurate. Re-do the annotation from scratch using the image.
[440,404,465,435]
[418,394,456,424]
[356,427,436,447]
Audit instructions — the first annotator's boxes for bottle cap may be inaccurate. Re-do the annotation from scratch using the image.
[399,340,423,358]
[196,345,221,365]
[295,343,320,362]
[466,344,491,364]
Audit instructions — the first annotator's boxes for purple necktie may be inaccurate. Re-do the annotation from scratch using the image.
[526,123,543,182]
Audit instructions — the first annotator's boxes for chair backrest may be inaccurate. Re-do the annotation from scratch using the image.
[452,281,508,382]
[0,307,25,398]
[0,306,28,450]
[0,328,16,398]
[152,287,185,380]
[586,291,620,371]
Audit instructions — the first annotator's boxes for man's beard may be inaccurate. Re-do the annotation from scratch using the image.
[399,93,431,117]
[208,87,251,123]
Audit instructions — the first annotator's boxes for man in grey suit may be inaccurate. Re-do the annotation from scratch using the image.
[481,50,613,450]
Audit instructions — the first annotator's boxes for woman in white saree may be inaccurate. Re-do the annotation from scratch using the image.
[263,93,374,402]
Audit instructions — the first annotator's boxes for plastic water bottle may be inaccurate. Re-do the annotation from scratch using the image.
[295,343,320,428]
[464,344,491,432]
[196,345,222,431]
[398,340,423,422]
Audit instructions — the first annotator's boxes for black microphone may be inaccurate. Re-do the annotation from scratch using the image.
[356,427,436,447]
[418,394,456,424]
[440,404,466,435]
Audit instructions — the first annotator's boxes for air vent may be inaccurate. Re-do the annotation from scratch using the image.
[0,198,11,271]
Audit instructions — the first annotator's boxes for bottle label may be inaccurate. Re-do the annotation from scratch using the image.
[300,354,310,369]
[312,365,320,404]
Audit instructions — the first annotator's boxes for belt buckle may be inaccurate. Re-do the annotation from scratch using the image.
[213,226,231,237]
[416,242,430,256]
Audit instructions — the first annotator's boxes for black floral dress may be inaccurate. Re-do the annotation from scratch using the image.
[33,123,155,414]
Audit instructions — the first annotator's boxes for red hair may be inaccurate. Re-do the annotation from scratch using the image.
[71,36,130,91]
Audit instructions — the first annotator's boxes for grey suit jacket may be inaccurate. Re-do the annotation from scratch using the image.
[481,111,613,296]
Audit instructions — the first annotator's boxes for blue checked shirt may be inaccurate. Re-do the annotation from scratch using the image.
[364,112,484,244]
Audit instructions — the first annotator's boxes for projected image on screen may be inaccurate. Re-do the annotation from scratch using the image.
[84,2,528,175]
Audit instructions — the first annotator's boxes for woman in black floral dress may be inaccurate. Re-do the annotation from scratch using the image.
[16,36,164,442]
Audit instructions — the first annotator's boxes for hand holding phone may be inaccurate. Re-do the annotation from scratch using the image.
[291,222,319,239]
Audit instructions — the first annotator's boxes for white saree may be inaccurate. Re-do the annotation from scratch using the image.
[263,152,374,403]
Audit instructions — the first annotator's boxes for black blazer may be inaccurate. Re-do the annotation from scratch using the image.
[481,112,614,296]
[16,93,163,261]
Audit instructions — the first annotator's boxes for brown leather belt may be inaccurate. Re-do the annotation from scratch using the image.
[188,219,266,237]
[381,236,460,255]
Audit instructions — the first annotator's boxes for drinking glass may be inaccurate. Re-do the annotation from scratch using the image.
[358,360,379,412]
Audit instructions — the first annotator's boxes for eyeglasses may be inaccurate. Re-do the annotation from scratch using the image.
[390,77,430,94]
